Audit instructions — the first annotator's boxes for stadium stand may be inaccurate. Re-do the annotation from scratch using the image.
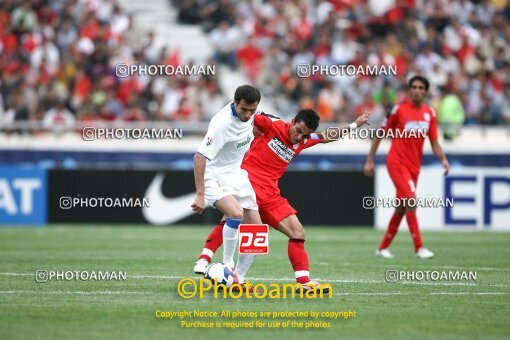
[0,0,509,136]
[173,0,510,126]
[0,0,225,135]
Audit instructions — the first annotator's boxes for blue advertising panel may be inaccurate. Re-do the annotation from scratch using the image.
[0,167,47,226]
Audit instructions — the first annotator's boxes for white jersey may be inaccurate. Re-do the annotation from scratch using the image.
[197,102,256,176]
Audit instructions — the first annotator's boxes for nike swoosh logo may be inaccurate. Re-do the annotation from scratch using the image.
[142,173,198,225]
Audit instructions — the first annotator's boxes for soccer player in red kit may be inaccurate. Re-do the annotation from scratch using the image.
[194,109,371,291]
[364,75,450,259]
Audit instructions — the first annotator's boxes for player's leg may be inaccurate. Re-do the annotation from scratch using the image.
[377,166,409,258]
[224,169,263,285]
[202,176,244,269]
[214,195,244,268]
[404,172,433,259]
[277,214,329,293]
[233,208,262,284]
[258,198,310,284]
[194,217,225,274]
[276,214,308,282]
[404,203,429,257]
[377,204,405,258]
[262,197,328,291]
[224,170,266,291]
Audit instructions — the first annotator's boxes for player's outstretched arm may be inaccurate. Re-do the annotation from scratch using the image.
[430,140,450,176]
[321,110,372,144]
[191,153,207,214]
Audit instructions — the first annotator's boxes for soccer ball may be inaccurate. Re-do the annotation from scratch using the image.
[204,263,236,288]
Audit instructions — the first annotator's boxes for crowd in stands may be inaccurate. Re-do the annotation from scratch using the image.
[177,0,510,129]
[0,0,225,133]
[1,0,509,135]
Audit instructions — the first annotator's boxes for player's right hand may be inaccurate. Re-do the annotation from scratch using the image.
[191,195,205,214]
[356,110,372,127]
[364,160,375,177]
[442,159,450,176]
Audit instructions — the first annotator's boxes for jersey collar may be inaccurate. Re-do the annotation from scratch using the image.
[230,102,238,117]
[406,98,424,110]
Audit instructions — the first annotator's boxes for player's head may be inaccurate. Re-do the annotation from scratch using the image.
[408,75,429,104]
[289,109,320,144]
[234,85,261,122]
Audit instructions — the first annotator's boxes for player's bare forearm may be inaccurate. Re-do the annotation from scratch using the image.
[364,136,382,177]
[430,140,446,161]
[193,153,206,195]
[321,111,372,144]
[192,153,207,214]
[430,140,450,175]
[318,127,350,144]
[367,136,382,162]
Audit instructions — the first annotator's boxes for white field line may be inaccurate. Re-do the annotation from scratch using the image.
[437,265,510,272]
[0,290,507,296]
[0,290,141,295]
[1,272,508,288]
[335,292,508,296]
[329,263,510,272]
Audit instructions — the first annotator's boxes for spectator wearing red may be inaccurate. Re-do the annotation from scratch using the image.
[237,37,264,83]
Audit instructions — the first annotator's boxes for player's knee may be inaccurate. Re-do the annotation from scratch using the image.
[297,229,306,240]
[228,210,244,220]
[290,225,305,240]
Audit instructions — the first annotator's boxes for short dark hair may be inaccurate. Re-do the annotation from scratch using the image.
[408,75,430,91]
[234,85,261,104]
[294,109,320,131]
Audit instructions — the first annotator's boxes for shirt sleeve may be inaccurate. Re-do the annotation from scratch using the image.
[253,114,273,135]
[381,105,399,132]
[196,118,227,160]
[428,108,438,141]
[302,137,323,149]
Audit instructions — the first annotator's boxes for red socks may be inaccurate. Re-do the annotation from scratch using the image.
[379,210,423,252]
[379,211,404,250]
[198,221,225,262]
[405,211,423,252]
[288,239,310,284]
[198,224,315,285]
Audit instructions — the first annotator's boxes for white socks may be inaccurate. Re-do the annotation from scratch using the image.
[235,254,255,284]
[222,217,242,268]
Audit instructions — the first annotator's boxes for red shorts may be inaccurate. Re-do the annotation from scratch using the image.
[250,181,297,229]
[387,164,419,199]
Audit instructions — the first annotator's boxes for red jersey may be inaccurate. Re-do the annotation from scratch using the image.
[242,114,323,190]
[382,99,438,173]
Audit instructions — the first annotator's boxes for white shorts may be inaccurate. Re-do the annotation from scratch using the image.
[204,169,258,210]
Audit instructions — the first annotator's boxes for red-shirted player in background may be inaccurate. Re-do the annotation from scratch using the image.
[194,108,371,292]
[364,75,450,259]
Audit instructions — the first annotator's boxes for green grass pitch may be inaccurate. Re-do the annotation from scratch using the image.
[0,226,509,339]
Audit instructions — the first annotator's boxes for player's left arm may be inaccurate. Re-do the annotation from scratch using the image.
[430,140,449,176]
[428,109,450,176]
[253,113,274,135]
[318,110,372,144]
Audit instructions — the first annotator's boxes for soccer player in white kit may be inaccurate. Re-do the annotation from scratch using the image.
[191,85,263,286]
